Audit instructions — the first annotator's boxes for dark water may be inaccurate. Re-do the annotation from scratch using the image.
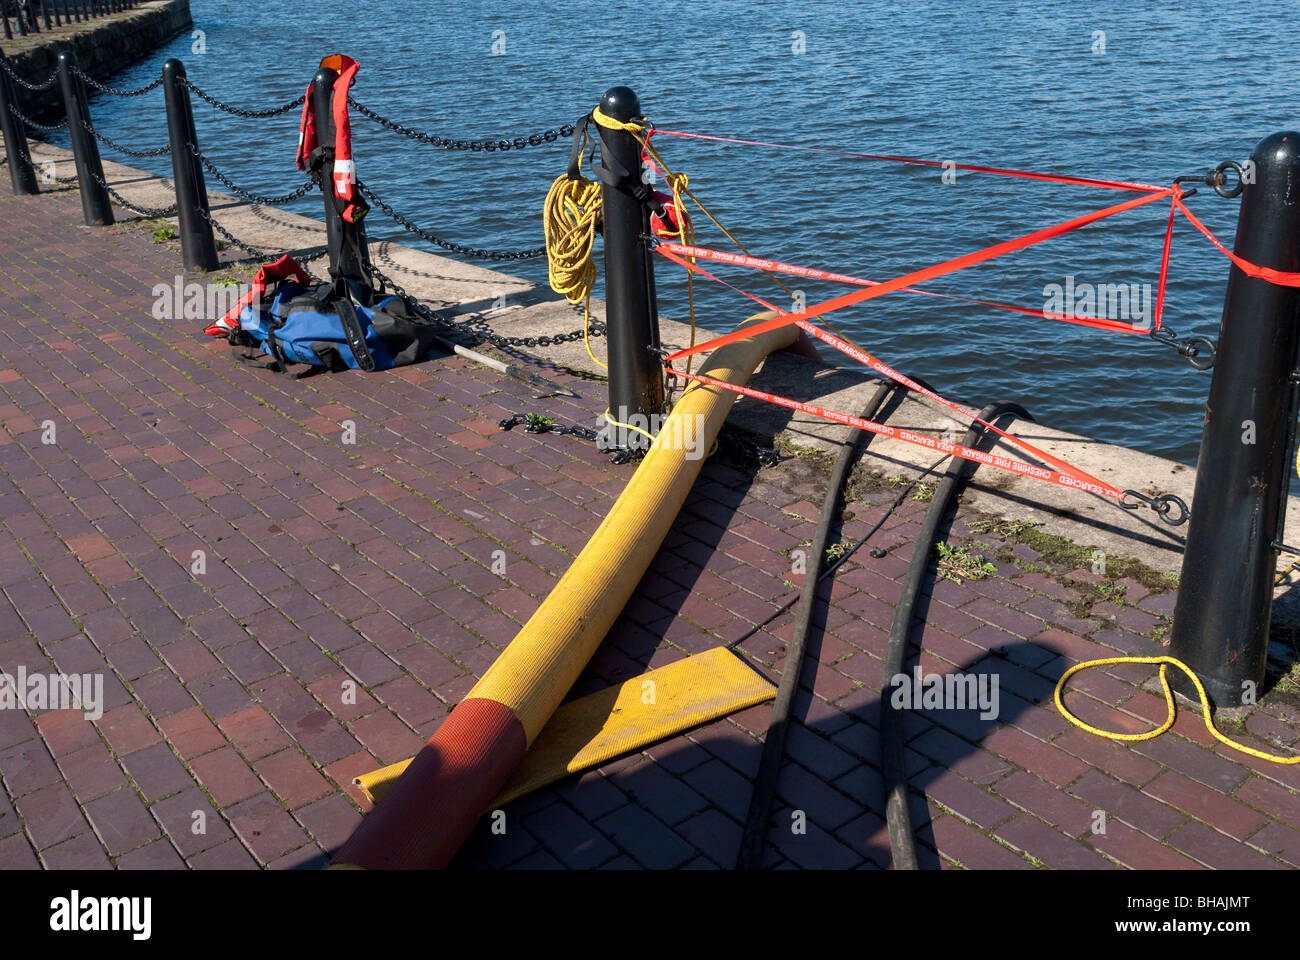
[46,0,1300,464]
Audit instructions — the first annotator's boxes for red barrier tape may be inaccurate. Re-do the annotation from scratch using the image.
[1174,196,1300,287]
[666,188,1175,362]
[655,241,1156,335]
[644,132,1300,501]
[653,129,1167,193]
[656,128,1300,288]
[671,363,1125,499]
[655,252,1124,498]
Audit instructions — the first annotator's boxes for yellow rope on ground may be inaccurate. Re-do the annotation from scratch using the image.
[1055,655,1300,763]
[603,408,656,443]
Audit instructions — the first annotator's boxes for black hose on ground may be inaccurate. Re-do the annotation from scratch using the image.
[881,401,1033,870]
[736,380,897,869]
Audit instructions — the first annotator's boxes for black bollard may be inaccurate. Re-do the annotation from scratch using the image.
[596,85,662,452]
[0,47,39,194]
[309,65,369,281]
[162,59,216,271]
[56,49,112,225]
[1169,132,1300,708]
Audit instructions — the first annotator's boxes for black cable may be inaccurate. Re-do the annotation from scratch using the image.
[736,380,896,869]
[880,400,1032,870]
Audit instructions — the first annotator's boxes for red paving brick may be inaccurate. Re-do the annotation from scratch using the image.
[2,171,1299,872]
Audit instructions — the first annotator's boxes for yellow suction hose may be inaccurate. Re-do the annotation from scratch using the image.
[331,311,797,868]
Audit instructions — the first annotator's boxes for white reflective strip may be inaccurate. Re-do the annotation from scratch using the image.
[333,160,355,174]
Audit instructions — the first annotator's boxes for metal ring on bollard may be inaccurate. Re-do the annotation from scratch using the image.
[1121,490,1189,525]
[1154,494,1189,526]
[1212,160,1245,198]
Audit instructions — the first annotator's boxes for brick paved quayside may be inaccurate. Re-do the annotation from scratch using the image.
[1,184,1299,870]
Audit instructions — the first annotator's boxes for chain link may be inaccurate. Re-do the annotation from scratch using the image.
[82,119,171,158]
[8,102,66,132]
[194,205,274,260]
[358,180,545,262]
[347,95,574,155]
[87,168,178,218]
[8,140,77,182]
[75,68,163,98]
[368,261,604,350]
[0,56,57,92]
[187,142,317,206]
[181,79,301,119]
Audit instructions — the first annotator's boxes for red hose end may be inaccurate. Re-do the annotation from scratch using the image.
[331,698,526,869]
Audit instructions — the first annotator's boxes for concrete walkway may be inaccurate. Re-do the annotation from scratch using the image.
[1,175,1299,870]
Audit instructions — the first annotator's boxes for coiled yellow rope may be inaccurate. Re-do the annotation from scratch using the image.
[542,119,604,369]
[1055,655,1300,763]
[543,105,800,450]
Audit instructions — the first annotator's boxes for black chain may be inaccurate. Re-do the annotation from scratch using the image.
[82,119,171,158]
[0,56,57,92]
[368,261,604,350]
[192,205,331,266]
[499,413,599,441]
[87,169,178,218]
[195,205,274,260]
[8,140,76,182]
[187,143,317,206]
[75,68,163,98]
[347,95,574,154]
[8,102,66,132]
[299,246,331,265]
[358,180,546,261]
[182,79,301,119]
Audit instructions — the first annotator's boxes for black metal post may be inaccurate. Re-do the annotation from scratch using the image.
[309,65,368,281]
[162,58,216,270]
[56,48,111,224]
[1169,131,1300,708]
[596,85,661,451]
[0,46,38,194]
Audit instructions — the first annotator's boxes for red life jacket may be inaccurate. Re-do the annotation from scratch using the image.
[296,54,365,224]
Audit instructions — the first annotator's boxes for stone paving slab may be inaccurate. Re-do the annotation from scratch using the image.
[0,179,1299,871]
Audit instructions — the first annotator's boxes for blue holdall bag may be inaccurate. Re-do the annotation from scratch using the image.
[233,276,438,375]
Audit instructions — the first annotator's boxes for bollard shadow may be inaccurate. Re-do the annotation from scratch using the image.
[1265,582,1300,701]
